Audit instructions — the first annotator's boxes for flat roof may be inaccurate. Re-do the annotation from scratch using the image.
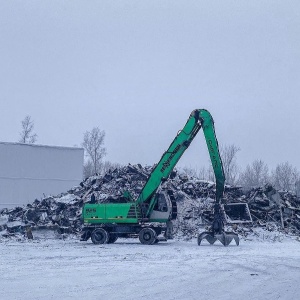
[0,141,84,151]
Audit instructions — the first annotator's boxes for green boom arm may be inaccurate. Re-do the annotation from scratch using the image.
[136,109,225,217]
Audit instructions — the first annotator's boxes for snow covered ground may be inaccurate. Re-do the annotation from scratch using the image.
[0,233,299,300]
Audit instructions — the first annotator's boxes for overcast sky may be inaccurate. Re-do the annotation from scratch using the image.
[0,1,299,171]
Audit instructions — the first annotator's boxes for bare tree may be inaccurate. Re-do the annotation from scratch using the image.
[295,180,300,197]
[101,161,123,175]
[82,127,106,176]
[271,162,300,191]
[220,144,240,185]
[83,159,122,179]
[239,159,269,190]
[19,115,37,144]
[205,165,216,182]
[181,166,198,178]
[179,144,240,184]
[83,160,94,179]
[179,165,215,182]
[198,166,210,181]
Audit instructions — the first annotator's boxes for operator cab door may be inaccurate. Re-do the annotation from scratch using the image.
[149,191,172,221]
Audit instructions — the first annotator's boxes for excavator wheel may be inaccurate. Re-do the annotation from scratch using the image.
[107,234,118,244]
[139,228,157,245]
[91,228,109,244]
[198,231,239,246]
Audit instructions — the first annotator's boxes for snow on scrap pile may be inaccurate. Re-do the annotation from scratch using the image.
[0,164,300,240]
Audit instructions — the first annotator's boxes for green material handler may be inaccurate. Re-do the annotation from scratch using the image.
[81,109,239,246]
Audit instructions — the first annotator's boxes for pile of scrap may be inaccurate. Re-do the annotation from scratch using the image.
[0,164,154,238]
[242,185,300,233]
[0,164,300,239]
[174,182,300,238]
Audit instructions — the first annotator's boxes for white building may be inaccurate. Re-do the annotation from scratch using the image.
[0,142,84,209]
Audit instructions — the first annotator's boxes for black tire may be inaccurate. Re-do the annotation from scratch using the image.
[107,234,118,244]
[91,228,109,244]
[139,228,157,245]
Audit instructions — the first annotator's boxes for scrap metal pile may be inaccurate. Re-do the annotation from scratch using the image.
[0,164,300,239]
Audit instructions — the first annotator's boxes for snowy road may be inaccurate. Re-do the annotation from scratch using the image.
[0,236,299,300]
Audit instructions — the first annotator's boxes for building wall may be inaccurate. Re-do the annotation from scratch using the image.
[0,142,84,209]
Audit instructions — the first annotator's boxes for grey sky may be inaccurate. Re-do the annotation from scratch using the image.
[0,1,299,171]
